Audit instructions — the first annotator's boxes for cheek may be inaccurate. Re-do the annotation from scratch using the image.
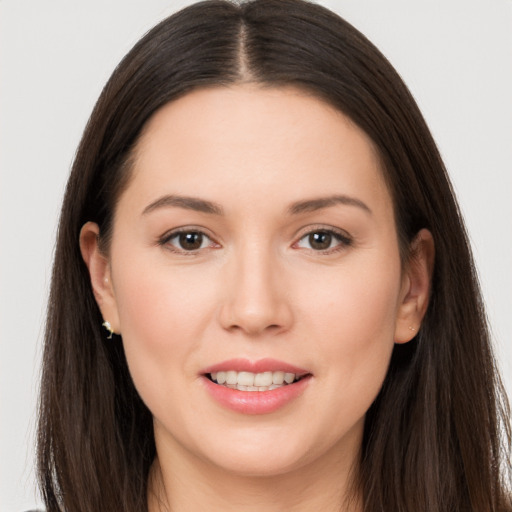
[301,255,402,407]
[304,257,401,340]
[112,238,216,332]
[109,249,217,395]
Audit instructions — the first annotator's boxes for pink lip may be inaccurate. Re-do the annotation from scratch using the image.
[202,358,310,377]
[200,358,312,415]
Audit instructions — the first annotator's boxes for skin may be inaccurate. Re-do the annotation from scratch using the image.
[81,85,434,512]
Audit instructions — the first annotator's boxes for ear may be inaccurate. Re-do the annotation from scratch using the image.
[79,221,120,335]
[394,228,435,344]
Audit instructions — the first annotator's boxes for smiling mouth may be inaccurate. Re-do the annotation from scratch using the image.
[207,370,307,392]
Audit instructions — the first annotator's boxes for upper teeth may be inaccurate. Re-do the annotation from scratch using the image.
[210,371,297,387]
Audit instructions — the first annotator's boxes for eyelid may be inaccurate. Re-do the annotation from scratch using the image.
[292,224,353,253]
[156,224,352,255]
[158,226,220,254]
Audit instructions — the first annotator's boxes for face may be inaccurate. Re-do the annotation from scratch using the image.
[84,85,426,478]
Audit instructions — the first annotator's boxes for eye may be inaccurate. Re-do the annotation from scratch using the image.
[295,229,351,252]
[161,229,216,253]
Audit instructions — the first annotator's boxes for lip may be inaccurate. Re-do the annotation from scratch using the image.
[200,358,312,415]
[202,358,310,377]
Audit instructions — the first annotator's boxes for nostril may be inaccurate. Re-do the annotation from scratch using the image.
[218,288,294,335]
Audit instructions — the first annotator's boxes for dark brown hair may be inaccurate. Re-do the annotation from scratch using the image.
[37,1,511,510]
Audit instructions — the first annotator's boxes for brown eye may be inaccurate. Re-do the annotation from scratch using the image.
[178,232,203,250]
[296,229,352,252]
[163,230,211,252]
[308,232,332,250]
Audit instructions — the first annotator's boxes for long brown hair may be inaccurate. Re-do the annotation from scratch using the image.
[37,1,511,510]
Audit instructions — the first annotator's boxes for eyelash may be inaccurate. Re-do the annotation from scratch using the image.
[158,226,352,255]
[294,226,353,254]
[158,227,219,255]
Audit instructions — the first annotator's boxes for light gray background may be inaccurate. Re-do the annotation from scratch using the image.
[1,0,511,509]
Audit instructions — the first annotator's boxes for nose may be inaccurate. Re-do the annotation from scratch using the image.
[218,243,294,337]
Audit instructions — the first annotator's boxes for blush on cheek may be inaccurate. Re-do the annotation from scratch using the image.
[309,274,399,405]
[113,285,174,386]
[113,269,207,395]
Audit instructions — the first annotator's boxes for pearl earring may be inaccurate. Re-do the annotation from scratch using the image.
[102,320,114,339]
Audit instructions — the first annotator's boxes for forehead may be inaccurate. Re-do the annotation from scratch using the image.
[124,84,391,216]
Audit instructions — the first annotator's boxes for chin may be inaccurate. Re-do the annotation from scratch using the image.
[192,426,327,479]
[206,449,307,479]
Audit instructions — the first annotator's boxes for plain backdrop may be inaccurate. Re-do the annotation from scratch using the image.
[1,0,511,509]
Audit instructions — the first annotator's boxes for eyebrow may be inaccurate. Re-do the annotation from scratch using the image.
[141,193,371,217]
[288,195,372,215]
[142,194,224,216]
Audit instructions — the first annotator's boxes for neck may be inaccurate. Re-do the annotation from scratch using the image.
[147,431,363,512]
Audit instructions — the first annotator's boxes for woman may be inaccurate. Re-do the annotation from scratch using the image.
[36,0,511,510]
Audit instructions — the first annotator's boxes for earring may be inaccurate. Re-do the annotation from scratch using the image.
[408,326,416,332]
[102,320,114,339]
